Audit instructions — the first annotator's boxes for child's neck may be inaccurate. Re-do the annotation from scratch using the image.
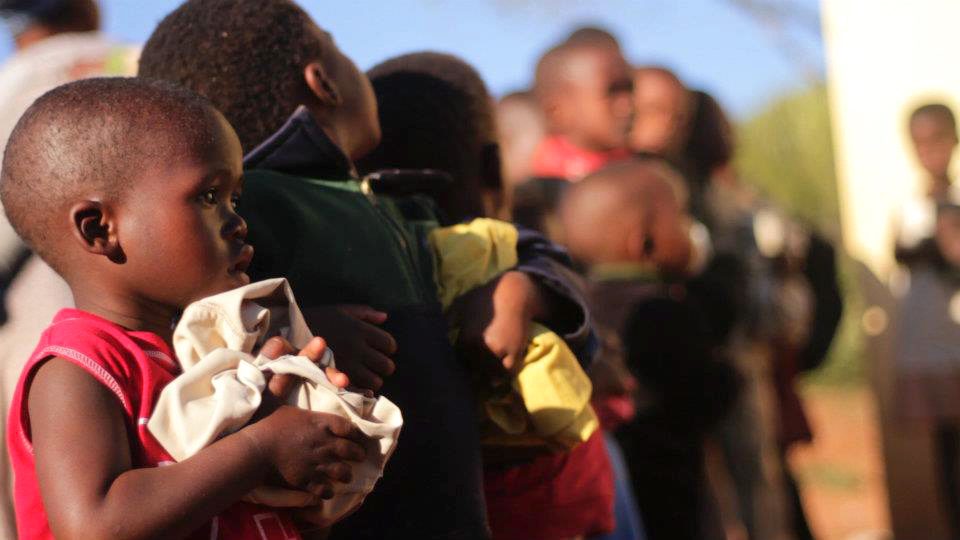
[72,284,178,344]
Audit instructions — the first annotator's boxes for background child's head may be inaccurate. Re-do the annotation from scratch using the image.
[908,103,958,181]
[559,158,692,275]
[0,0,99,47]
[138,0,379,160]
[359,52,502,222]
[497,91,545,201]
[629,66,692,161]
[534,39,633,152]
[0,77,249,309]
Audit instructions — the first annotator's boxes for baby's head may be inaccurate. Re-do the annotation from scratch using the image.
[360,52,501,222]
[559,158,692,276]
[1,77,250,310]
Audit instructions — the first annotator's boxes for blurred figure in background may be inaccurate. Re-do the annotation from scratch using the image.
[530,33,632,181]
[561,158,740,540]
[895,103,959,267]
[685,89,791,540]
[0,2,134,537]
[497,90,546,217]
[505,27,633,245]
[691,89,843,540]
[895,183,960,539]
[498,90,569,238]
[629,67,697,212]
[0,0,131,282]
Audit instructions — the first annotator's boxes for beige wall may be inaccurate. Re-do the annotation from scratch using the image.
[822,0,960,280]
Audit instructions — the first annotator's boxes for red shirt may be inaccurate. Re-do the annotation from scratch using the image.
[530,135,631,181]
[8,309,301,540]
[484,431,615,540]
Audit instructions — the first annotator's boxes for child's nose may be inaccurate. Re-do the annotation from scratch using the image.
[224,211,248,241]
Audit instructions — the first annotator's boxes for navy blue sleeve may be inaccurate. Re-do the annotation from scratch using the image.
[514,225,599,367]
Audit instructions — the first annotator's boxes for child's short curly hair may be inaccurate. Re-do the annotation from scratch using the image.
[138,0,324,152]
[0,77,218,272]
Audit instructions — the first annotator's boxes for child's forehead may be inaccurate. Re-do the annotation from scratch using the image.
[911,111,955,132]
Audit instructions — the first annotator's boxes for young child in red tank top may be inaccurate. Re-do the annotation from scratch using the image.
[2,78,366,540]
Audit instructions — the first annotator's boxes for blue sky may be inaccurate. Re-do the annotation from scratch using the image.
[0,0,825,118]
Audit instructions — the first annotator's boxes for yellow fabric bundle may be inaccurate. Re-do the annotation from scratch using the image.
[429,218,598,449]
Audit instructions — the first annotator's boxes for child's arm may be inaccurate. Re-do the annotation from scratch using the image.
[28,357,366,539]
[454,270,550,376]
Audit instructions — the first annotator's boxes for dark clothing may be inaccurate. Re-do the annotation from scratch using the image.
[799,234,843,373]
[510,176,569,238]
[240,108,593,539]
[588,274,739,540]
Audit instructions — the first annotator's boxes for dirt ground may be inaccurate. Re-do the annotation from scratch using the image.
[790,385,891,540]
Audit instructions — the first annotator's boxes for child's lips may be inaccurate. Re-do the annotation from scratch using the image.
[230,244,254,276]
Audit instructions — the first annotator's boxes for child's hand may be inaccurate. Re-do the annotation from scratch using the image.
[302,305,397,392]
[255,336,349,420]
[452,271,541,378]
[242,407,369,499]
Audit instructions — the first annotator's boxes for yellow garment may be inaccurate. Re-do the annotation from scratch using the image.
[430,218,519,307]
[429,218,597,449]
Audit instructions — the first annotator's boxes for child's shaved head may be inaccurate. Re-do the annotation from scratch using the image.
[560,158,690,271]
[1,77,220,270]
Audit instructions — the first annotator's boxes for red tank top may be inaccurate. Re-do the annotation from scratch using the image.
[7,309,301,540]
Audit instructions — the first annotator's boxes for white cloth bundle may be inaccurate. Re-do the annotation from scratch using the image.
[147,278,402,521]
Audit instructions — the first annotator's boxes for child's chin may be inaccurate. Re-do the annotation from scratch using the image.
[215,271,251,293]
[229,271,251,288]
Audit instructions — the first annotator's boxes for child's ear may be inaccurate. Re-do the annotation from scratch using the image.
[303,61,342,108]
[626,225,654,262]
[70,201,125,264]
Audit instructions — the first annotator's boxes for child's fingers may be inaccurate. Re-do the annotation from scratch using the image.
[297,337,328,363]
[324,365,350,388]
[319,462,353,484]
[260,336,296,359]
[363,325,398,355]
[305,481,335,500]
[362,349,396,377]
[329,439,367,463]
[267,373,298,401]
[339,304,389,325]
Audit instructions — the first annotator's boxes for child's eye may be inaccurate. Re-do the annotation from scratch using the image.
[201,188,218,205]
[231,192,241,209]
